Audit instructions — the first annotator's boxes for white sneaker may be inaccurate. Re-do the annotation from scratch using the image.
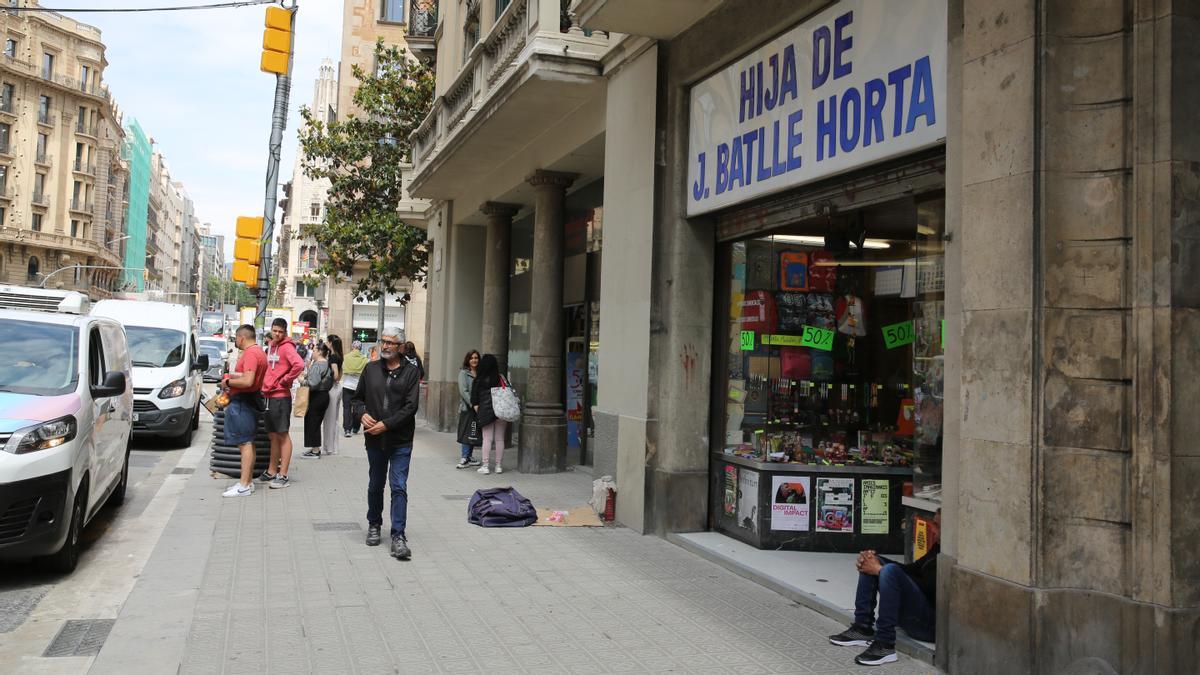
[494,466,503,474]
[477,466,490,475]
[222,482,254,498]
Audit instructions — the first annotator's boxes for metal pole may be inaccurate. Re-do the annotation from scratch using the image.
[377,284,385,346]
[255,3,297,336]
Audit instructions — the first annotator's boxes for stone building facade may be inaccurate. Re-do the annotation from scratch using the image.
[415,0,1200,671]
[0,3,126,294]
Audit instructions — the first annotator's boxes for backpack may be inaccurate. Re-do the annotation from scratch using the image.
[467,487,537,527]
[491,376,521,423]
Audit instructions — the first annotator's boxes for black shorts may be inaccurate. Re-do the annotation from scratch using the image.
[264,396,292,433]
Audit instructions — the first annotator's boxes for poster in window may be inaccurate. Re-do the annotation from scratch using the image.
[779,251,809,292]
[770,476,810,531]
[815,477,855,532]
[723,465,737,516]
[737,469,759,532]
[860,479,890,534]
[913,515,930,559]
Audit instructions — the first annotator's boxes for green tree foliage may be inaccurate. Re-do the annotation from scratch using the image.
[207,276,255,308]
[296,40,434,301]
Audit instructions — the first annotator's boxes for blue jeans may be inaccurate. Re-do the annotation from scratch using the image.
[366,444,413,538]
[460,442,474,460]
[854,558,935,644]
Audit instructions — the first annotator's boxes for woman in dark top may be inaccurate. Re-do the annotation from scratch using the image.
[302,343,334,458]
[470,354,505,475]
[323,335,345,455]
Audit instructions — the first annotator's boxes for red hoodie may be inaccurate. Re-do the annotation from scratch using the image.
[262,336,304,399]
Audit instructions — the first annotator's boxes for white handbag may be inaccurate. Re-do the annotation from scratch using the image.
[491,377,521,423]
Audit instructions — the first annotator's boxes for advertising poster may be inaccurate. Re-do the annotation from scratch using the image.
[914,515,931,559]
[770,476,810,531]
[860,479,890,534]
[723,465,738,516]
[565,352,585,449]
[816,477,855,532]
[737,469,760,532]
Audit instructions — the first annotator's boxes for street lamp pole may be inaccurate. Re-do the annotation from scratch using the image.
[39,265,144,289]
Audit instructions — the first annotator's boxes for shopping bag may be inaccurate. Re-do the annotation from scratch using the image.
[457,409,483,446]
[491,377,521,423]
[293,385,310,417]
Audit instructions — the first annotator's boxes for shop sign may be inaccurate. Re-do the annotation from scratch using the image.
[770,476,810,531]
[860,479,889,534]
[687,0,947,216]
[881,320,915,349]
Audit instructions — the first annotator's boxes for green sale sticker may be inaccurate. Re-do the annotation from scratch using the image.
[740,330,755,351]
[882,320,915,349]
[800,325,835,351]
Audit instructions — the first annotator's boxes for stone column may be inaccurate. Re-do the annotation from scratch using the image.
[479,202,519,373]
[520,170,576,473]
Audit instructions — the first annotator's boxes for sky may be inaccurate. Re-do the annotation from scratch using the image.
[45,0,344,259]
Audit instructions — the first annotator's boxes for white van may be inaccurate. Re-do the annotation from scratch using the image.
[90,300,208,446]
[0,288,133,572]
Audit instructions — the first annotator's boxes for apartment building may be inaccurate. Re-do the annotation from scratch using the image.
[412,0,1200,671]
[0,2,127,294]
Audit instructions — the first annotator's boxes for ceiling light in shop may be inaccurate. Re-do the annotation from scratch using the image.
[767,235,891,249]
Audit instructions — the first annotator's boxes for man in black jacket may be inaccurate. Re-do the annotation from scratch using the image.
[352,326,421,560]
[829,510,940,666]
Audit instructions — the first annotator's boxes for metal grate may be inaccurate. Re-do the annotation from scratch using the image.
[0,497,38,543]
[133,400,158,412]
[43,619,115,657]
[132,387,153,395]
[312,522,361,531]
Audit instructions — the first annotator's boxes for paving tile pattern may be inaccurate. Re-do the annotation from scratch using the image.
[176,425,936,674]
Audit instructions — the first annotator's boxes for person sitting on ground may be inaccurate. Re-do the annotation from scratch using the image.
[828,510,939,667]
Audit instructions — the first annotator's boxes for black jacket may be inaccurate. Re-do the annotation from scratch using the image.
[353,358,421,449]
[470,374,499,427]
[899,543,939,603]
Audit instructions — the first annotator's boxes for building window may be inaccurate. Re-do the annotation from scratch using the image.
[3,38,15,59]
[78,64,90,91]
[0,165,6,194]
[294,280,315,298]
[33,172,45,203]
[496,0,511,18]
[0,122,8,154]
[0,82,12,113]
[70,219,78,237]
[38,94,50,123]
[42,52,54,80]
[310,202,320,218]
[380,0,404,22]
[31,212,42,232]
[0,205,6,226]
[36,132,47,161]
[72,180,82,207]
[27,255,38,280]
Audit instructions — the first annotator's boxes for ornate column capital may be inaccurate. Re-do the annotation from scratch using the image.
[479,201,522,218]
[525,170,578,189]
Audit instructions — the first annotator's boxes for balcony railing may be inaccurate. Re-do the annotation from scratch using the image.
[75,121,98,137]
[0,98,12,115]
[410,0,438,38]
[73,158,96,175]
[37,112,55,127]
[70,199,94,213]
[411,0,611,169]
[35,151,49,165]
[31,191,48,206]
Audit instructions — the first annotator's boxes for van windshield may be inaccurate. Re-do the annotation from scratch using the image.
[0,319,79,395]
[199,312,223,336]
[126,326,186,368]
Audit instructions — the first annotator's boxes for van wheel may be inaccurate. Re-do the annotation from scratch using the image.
[48,494,83,573]
[109,443,130,507]
[174,419,195,448]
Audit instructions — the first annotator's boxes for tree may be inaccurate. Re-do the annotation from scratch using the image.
[207,276,255,309]
[296,40,434,302]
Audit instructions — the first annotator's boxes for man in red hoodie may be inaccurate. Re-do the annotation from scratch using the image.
[259,317,305,488]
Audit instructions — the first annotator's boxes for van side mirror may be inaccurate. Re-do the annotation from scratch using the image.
[92,371,126,398]
[193,354,210,372]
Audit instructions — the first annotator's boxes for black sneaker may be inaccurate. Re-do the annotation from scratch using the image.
[365,525,381,547]
[343,430,351,438]
[854,640,898,666]
[467,457,482,467]
[257,471,276,483]
[391,535,411,560]
[455,458,471,469]
[829,623,875,647]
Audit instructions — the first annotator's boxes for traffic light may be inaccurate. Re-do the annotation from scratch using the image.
[232,216,263,286]
[260,5,294,76]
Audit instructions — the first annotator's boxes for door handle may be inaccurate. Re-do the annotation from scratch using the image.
[107,403,116,414]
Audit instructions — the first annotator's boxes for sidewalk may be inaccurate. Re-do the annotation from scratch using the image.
[93,421,935,674]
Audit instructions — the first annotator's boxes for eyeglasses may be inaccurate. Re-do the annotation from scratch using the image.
[379,339,402,347]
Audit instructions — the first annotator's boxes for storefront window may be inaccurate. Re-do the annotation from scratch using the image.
[713,196,944,552]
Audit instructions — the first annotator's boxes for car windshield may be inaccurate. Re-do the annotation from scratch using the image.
[125,326,186,368]
[200,313,223,336]
[199,344,222,360]
[0,319,79,395]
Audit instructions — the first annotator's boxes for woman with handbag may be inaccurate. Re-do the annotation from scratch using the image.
[322,335,345,455]
[301,343,335,458]
[341,340,368,436]
[470,354,506,475]
[456,350,483,469]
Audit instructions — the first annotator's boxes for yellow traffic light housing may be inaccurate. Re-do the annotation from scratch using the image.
[231,261,258,286]
[234,239,261,266]
[260,6,294,76]
[236,216,263,238]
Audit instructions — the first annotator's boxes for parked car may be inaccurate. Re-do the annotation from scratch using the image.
[198,336,229,372]
[198,341,226,383]
[90,300,207,447]
[0,287,133,573]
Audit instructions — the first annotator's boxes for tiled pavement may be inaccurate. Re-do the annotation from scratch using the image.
[95,420,937,674]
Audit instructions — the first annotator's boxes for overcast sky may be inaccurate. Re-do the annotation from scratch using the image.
[46,0,344,259]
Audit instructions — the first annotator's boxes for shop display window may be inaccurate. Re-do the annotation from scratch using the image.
[718,197,945,499]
